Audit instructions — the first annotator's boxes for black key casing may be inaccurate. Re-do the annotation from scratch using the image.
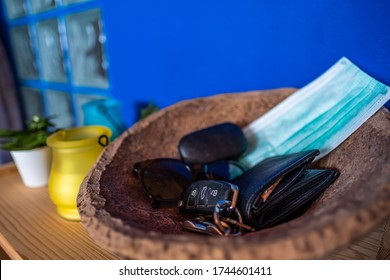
[178,180,233,215]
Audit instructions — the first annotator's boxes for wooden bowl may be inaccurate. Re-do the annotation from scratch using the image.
[77,88,390,259]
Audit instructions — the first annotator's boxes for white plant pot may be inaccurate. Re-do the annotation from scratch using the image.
[10,146,52,188]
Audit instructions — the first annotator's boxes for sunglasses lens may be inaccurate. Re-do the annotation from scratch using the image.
[207,161,246,181]
[142,160,193,201]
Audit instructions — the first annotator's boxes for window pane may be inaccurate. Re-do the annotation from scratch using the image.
[63,0,90,4]
[46,90,74,128]
[20,88,44,121]
[66,9,108,88]
[10,26,38,80]
[29,0,56,14]
[37,19,67,83]
[4,0,27,19]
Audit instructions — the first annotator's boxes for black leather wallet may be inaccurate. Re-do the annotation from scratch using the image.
[233,150,339,230]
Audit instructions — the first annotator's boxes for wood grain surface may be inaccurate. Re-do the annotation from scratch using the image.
[0,163,118,260]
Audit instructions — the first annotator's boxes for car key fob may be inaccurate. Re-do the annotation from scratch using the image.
[178,180,239,215]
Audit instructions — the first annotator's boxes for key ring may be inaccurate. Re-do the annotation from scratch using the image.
[213,199,244,236]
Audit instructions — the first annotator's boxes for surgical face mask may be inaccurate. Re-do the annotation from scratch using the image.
[240,57,390,167]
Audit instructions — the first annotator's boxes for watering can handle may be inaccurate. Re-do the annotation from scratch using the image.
[98,135,109,147]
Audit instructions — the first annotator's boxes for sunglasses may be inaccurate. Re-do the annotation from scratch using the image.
[132,158,247,207]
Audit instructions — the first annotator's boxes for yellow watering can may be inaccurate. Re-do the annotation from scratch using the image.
[47,126,112,221]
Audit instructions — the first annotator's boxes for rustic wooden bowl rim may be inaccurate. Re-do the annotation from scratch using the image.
[78,88,390,259]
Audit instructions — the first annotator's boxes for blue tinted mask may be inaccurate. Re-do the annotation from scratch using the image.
[240,57,390,167]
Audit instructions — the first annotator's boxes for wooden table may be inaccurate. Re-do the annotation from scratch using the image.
[1,162,389,260]
[0,163,118,260]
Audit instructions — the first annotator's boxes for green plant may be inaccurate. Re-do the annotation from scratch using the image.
[139,101,159,120]
[0,115,55,151]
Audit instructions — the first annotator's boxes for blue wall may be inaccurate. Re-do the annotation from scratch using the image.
[100,0,390,124]
[2,0,390,125]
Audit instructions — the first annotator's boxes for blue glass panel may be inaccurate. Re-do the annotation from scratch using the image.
[10,26,38,80]
[20,87,44,121]
[66,9,108,88]
[63,0,90,5]
[4,0,26,19]
[29,0,56,14]
[36,19,67,83]
[46,90,74,128]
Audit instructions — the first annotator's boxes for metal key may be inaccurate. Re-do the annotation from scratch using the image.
[182,216,225,236]
[214,200,255,234]
[179,180,255,236]
[182,216,241,236]
[178,180,239,215]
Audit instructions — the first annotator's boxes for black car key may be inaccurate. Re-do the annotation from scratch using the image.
[178,180,239,215]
